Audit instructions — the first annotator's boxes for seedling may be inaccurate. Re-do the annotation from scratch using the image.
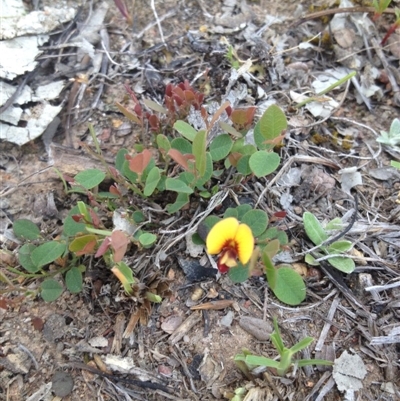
[234,317,333,377]
[376,118,400,150]
[303,212,355,273]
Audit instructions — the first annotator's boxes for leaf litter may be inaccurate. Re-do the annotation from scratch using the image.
[0,0,400,400]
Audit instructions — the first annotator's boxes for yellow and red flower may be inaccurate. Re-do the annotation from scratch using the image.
[206,217,254,273]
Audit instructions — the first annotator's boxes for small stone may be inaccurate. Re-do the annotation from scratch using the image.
[239,316,272,341]
[51,371,74,397]
[220,311,234,327]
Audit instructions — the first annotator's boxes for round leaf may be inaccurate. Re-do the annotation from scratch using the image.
[13,219,41,240]
[19,243,39,273]
[74,169,106,189]
[165,178,193,194]
[65,266,83,293]
[228,263,250,283]
[273,267,306,306]
[241,210,269,237]
[139,233,157,248]
[209,134,233,161]
[259,104,287,140]
[41,279,63,302]
[249,151,280,178]
[171,137,192,154]
[63,205,88,237]
[237,155,252,175]
[31,242,66,268]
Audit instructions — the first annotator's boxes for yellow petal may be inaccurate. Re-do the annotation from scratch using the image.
[235,223,254,265]
[206,217,239,255]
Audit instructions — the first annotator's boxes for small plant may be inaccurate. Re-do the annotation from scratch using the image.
[234,317,333,377]
[9,81,301,306]
[203,212,306,306]
[371,0,400,45]
[303,212,355,273]
[376,118,400,150]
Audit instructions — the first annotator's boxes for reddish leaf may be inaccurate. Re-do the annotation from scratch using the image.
[109,184,121,196]
[124,85,142,116]
[111,230,130,262]
[75,238,97,256]
[173,87,185,101]
[128,149,152,174]
[72,214,84,223]
[89,209,101,228]
[113,0,132,23]
[228,152,241,167]
[95,237,112,258]
[148,114,160,131]
[165,83,173,97]
[168,149,195,171]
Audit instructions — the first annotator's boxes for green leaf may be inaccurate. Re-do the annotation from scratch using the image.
[241,210,269,237]
[245,355,280,369]
[228,262,250,283]
[156,134,171,153]
[259,104,287,141]
[249,151,280,178]
[328,240,352,253]
[202,216,221,232]
[74,169,106,189]
[139,233,157,248]
[142,98,168,114]
[166,192,190,213]
[303,212,328,245]
[327,256,355,273]
[173,120,197,141]
[112,261,135,295]
[63,205,88,237]
[69,234,97,254]
[143,166,161,197]
[41,279,63,302]
[263,251,277,290]
[273,267,306,305]
[254,121,268,150]
[289,336,314,354]
[325,217,343,231]
[13,219,41,241]
[263,239,281,259]
[236,155,252,175]
[31,242,66,268]
[132,211,145,223]
[194,152,213,188]
[231,137,245,152]
[305,254,319,266]
[391,160,400,169]
[193,130,207,177]
[165,178,194,194]
[191,233,205,245]
[236,204,252,220]
[209,134,233,161]
[65,266,83,293]
[116,148,129,172]
[19,244,39,273]
[171,137,192,154]
[224,208,238,218]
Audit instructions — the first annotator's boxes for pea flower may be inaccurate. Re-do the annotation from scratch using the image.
[206,217,254,273]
